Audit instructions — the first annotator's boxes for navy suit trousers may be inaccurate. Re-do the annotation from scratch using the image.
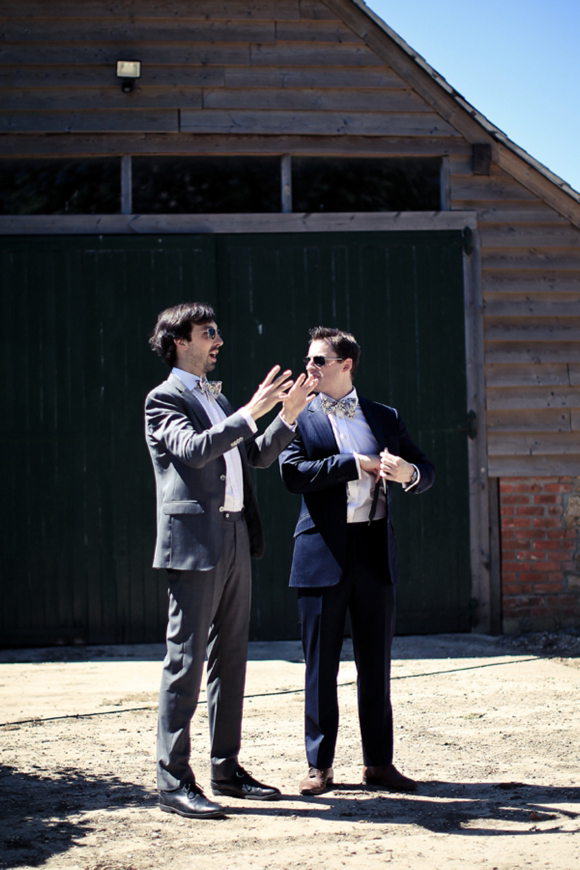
[297,518,396,769]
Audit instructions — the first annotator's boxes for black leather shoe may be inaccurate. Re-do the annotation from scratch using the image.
[159,783,226,818]
[211,767,281,801]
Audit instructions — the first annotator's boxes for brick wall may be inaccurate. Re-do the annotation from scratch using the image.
[499,476,580,633]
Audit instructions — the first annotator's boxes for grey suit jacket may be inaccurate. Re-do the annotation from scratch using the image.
[145,371,295,571]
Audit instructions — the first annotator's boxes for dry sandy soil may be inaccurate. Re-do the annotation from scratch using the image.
[1,633,579,870]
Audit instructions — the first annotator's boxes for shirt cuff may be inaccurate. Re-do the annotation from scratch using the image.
[403,464,420,492]
[239,407,258,434]
[353,453,362,479]
[278,412,297,431]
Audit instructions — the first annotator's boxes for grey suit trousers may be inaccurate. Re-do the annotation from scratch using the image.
[156,512,251,791]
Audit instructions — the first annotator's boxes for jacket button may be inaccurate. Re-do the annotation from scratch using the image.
[219,506,225,512]
[220,474,226,481]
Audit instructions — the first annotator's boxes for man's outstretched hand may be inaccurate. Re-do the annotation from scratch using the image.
[244,366,316,423]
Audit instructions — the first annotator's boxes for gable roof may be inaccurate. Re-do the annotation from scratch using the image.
[327,0,580,224]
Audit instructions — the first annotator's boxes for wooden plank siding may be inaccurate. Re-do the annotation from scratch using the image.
[0,0,579,480]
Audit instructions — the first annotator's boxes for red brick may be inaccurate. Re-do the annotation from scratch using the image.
[547,529,568,539]
[516,507,545,517]
[534,494,561,505]
[533,517,560,529]
[515,528,546,539]
[530,562,562,572]
[545,483,574,493]
[502,562,531,573]
[512,518,532,528]
[503,495,531,505]
[500,482,515,493]
[500,507,515,517]
[511,538,532,549]
[514,483,543,493]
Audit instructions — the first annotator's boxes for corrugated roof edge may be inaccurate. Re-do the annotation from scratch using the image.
[350,0,580,204]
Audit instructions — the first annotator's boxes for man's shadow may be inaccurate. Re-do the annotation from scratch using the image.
[227,780,580,836]
[0,763,156,868]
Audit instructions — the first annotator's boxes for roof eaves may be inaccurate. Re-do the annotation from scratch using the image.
[349,0,580,204]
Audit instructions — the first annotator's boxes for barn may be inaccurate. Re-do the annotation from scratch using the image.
[1,0,579,646]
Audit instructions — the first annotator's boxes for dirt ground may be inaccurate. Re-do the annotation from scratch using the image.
[1,632,579,870]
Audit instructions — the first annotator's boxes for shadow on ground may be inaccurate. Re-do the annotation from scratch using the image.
[0,763,156,868]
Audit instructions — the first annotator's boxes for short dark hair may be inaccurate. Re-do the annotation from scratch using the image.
[149,302,216,367]
[309,326,361,377]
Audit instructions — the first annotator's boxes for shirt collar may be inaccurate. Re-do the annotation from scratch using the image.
[172,367,202,392]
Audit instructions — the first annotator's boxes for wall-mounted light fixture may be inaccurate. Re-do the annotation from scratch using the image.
[116,60,141,93]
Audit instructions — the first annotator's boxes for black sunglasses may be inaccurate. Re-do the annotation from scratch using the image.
[303,356,344,367]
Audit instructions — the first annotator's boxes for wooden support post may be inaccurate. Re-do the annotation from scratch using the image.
[121,155,132,215]
[281,154,292,213]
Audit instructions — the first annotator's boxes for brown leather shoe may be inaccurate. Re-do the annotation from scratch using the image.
[362,764,418,793]
[299,767,334,795]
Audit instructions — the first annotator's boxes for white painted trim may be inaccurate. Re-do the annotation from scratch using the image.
[0,210,479,235]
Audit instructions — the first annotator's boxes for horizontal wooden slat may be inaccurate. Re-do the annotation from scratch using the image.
[486,409,571,432]
[0,66,226,87]
[483,253,580,272]
[484,318,580,342]
[275,19,362,42]
[572,409,580,431]
[480,226,580,248]
[0,18,278,43]
[180,109,459,136]
[484,293,580,317]
[488,432,580,455]
[249,42,383,66]
[485,342,580,364]
[0,44,251,65]
[476,205,570,225]
[0,87,204,110]
[4,2,318,20]
[1,110,178,132]
[485,363,571,387]
[571,365,580,386]
[483,275,580,294]
[489,455,580,476]
[486,386,580,410]
[0,211,478,235]
[223,67,406,88]
[451,176,537,202]
[0,132,469,157]
[202,87,429,112]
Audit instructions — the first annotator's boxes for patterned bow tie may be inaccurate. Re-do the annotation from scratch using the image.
[320,395,357,419]
[197,378,222,399]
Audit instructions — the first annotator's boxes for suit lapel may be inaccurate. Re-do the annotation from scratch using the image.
[167,371,213,432]
[359,395,388,450]
[305,395,339,453]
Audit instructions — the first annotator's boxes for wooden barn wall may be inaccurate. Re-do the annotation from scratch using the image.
[1,0,580,480]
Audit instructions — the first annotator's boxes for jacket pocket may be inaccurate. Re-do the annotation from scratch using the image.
[163,501,205,515]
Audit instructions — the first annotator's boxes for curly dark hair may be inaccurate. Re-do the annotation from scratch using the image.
[149,302,216,367]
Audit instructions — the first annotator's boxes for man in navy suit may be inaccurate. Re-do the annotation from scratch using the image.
[146,302,314,819]
[280,326,434,796]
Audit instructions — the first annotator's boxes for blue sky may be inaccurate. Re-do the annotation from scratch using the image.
[365,0,580,193]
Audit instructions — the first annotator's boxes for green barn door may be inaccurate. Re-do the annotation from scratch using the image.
[217,231,471,637]
[0,230,469,647]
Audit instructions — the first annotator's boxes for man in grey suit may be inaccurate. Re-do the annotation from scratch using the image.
[146,302,314,819]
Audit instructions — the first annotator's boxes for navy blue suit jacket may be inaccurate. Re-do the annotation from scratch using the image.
[279,394,435,588]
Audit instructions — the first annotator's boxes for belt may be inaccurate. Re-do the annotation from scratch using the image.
[220,509,244,521]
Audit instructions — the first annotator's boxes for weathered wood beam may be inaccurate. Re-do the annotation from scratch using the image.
[0,210,479,235]
[0,133,467,158]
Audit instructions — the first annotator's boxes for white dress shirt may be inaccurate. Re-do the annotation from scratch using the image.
[173,367,257,512]
[322,388,387,523]
[322,387,420,523]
